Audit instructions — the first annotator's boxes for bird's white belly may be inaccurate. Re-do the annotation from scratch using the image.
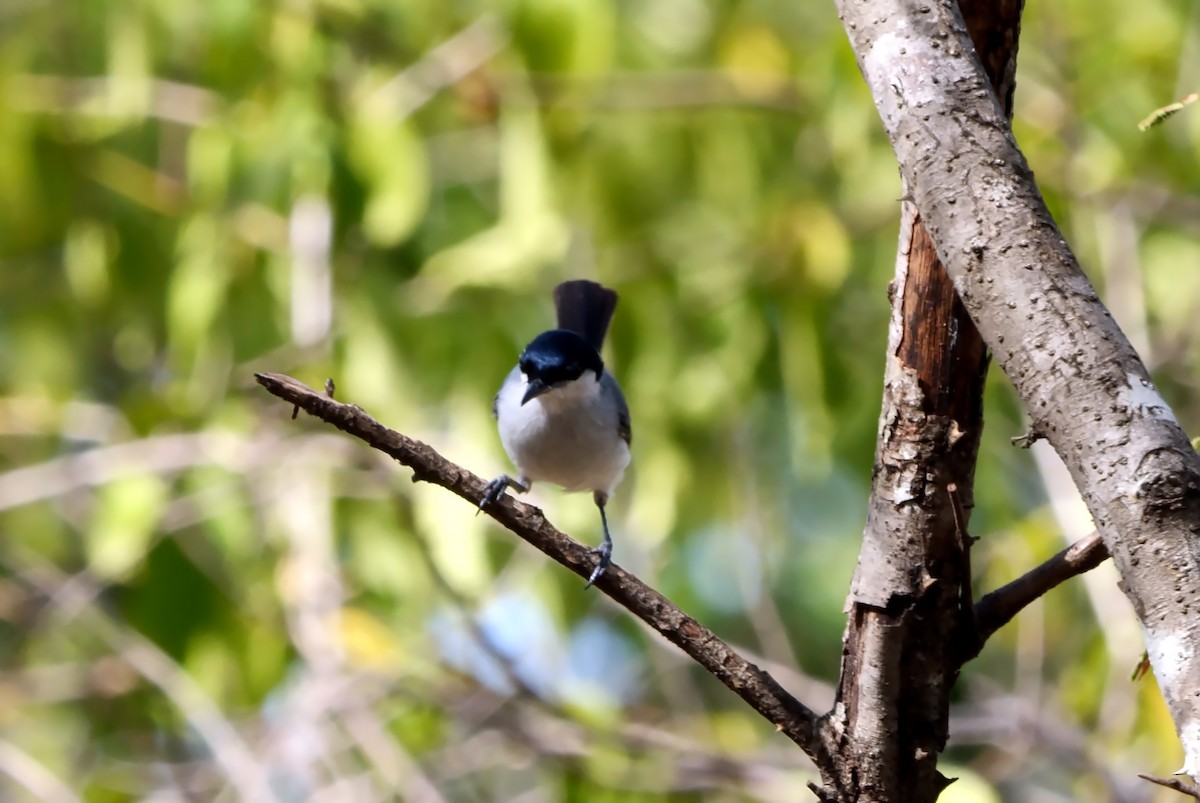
[497,380,629,495]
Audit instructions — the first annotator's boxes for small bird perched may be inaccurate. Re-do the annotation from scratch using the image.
[480,280,631,587]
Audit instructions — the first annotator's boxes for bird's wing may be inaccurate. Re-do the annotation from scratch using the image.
[602,372,632,446]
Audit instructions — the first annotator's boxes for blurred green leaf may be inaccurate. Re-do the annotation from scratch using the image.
[347,114,430,247]
[168,215,229,358]
[513,0,615,74]
[87,474,170,580]
[63,219,113,305]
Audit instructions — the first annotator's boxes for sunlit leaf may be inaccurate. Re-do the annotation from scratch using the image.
[87,474,170,580]
[167,215,230,357]
[347,115,430,247]
[63,219,112,305]
[338,605,404,670]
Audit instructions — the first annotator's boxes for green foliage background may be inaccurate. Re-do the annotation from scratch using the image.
[1,0,1198,800]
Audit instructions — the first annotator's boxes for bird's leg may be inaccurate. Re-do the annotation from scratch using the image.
[479,474,531,512]
[585,491,614,588]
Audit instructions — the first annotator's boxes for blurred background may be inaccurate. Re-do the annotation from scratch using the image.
[1,0,1199,800]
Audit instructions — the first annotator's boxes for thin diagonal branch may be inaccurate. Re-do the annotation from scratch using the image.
[1139,773,1200,799]
[0,739,79,803]
[973,532,1109,647]
[9,74,222,126]
[253,372,826,766]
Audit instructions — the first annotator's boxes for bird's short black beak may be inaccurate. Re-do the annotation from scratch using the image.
[521,378,551,406]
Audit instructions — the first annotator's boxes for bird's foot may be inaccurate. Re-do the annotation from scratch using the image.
[478,477,510,513]
[478,475,530,515]
[584,539,612,589]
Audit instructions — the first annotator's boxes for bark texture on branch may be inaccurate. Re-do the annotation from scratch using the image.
[837,0,1200,778]
[252,373,827,766]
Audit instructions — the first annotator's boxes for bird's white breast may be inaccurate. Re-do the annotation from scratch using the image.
[495,369,630,495]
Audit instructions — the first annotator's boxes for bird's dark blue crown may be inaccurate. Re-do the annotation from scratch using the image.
[519,329,604,386]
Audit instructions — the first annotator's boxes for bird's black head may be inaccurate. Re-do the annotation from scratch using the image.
[518,329,604,405]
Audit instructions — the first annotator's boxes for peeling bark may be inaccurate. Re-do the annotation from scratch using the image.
[827,205,987,802]
[836,0,1200,779]
[819,3,1021,800]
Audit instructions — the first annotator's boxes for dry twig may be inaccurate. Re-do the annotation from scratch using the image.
[974,532,1109,645]
[1139,772,1200,799]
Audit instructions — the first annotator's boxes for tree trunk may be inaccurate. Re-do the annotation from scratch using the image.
[836,0,1200,783]
[821,3,1021,798]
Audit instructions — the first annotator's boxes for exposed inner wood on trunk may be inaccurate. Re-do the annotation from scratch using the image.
[820,2,1022,800]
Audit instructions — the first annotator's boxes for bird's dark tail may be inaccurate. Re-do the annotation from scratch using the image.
[553,280,618,351]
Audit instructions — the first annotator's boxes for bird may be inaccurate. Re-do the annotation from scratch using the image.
[480,280,631,587]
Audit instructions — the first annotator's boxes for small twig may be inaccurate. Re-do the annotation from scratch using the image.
[1139,772,1200,799]
[974,532,1109,645]
[8,74,222,127]
[0,432,255,513]
[946,483,968,542]
[1010,429,1044,448]
[519,70,802,114]
[0,739,79,803]
[947,483,977,629]
[371,16,507,118]
[1131,651,1152,682]
[807,781,839,802]
[253,372,826,765]
[1138,93,1199,131]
